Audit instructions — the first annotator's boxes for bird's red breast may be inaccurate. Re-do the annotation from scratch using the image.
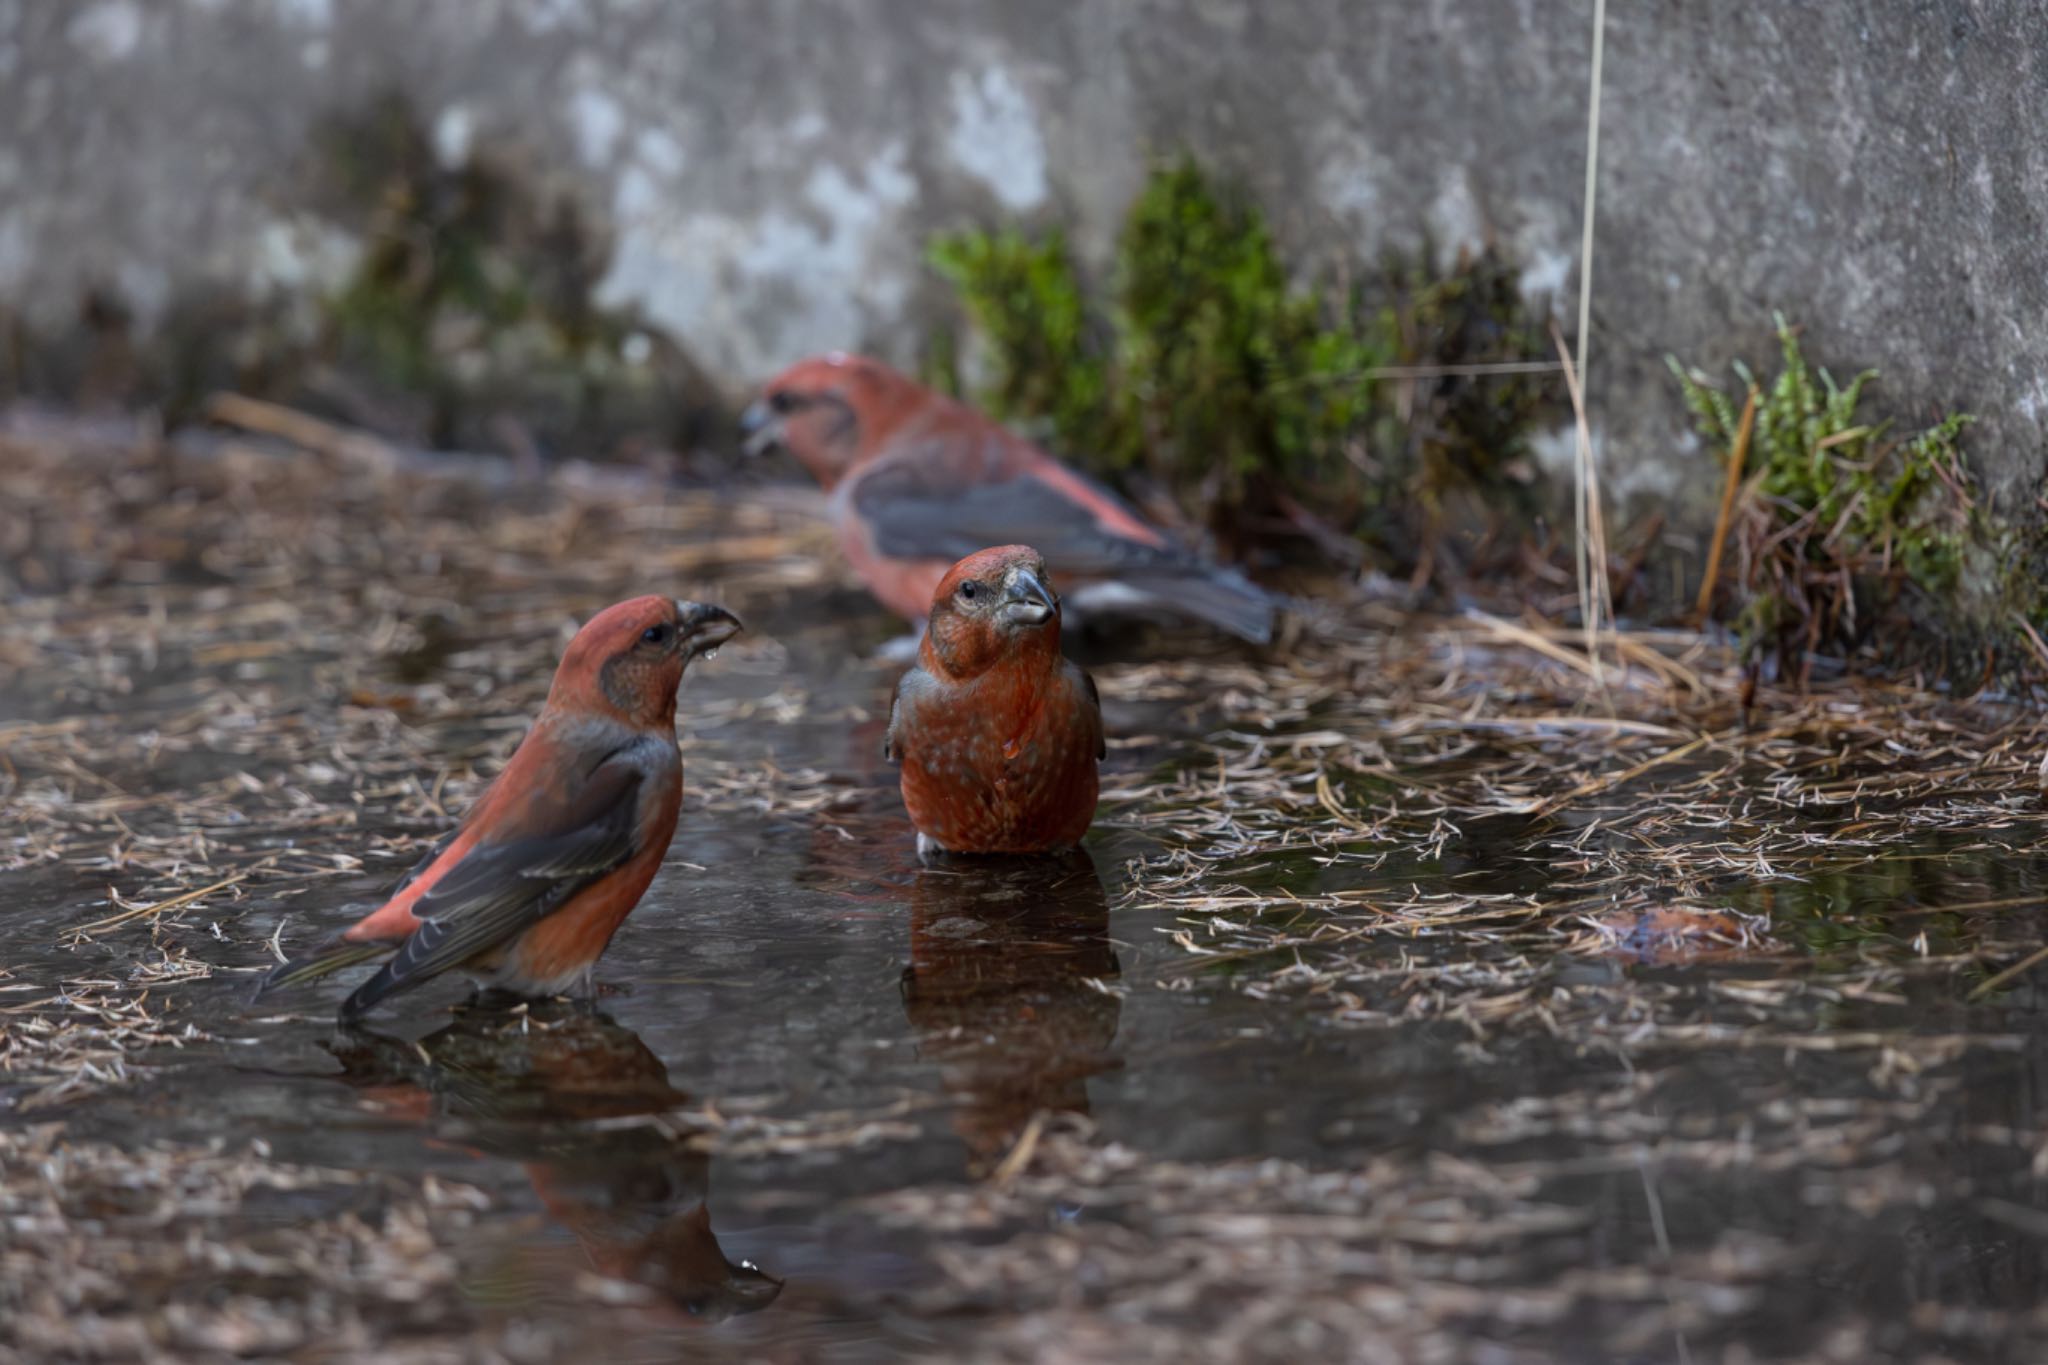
[896,667,1099,853]
[888,547,1102,855]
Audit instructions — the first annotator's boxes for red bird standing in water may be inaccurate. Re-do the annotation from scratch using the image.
[260,595,741,1022]
[742,353,1275,643]
[886,546,1103,856]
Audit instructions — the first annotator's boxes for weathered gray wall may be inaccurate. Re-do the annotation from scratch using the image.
[3,0,2045,524]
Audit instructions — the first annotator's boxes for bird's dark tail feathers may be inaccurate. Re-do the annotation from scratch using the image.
[335,960,410,1024]
[1127,565,1279,644]
[255,940,390,1003]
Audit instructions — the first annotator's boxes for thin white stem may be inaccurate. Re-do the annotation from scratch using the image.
[1571,0,1610,685]
[1577,0,1606,384]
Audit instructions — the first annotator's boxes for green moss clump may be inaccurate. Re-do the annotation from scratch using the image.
[1111,161,1382,505]
[927,228,1115,457]
[1669,314,1975,679]
[929,158,1554,570]
[1366,247,1554,565]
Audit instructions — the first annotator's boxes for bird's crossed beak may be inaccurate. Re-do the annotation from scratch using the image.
[674,600,743,659]
[739,400,781,457]
[1001,566,1059,628]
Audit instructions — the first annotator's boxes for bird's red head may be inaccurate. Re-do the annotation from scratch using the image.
[922,545,1060,681]
[548,595,743,729]
[740,353,928,490]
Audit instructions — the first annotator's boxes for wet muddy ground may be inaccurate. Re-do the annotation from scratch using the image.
[7,417,2048,1363]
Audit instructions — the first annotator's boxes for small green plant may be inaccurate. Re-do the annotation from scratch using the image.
[1364,247,1553,569]
[1670,314,1974,681]
[927,228,1116,457]
[929,158,1554,571]
[1111,160,1381,502]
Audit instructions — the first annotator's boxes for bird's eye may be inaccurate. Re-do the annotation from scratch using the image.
[641,623,673,646]
[769,391,798,414]
[958,581,980,601]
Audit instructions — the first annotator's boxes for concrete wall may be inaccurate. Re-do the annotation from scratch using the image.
[3,0,2045,523]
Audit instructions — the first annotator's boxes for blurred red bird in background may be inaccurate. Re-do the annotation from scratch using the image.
[886,546,1102,856]
[742,353,1276,643]
[260,594,741,1021]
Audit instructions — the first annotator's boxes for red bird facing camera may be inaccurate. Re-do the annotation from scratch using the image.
[886,546,1103,856]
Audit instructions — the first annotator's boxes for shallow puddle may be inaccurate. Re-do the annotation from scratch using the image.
[7,435,2048,1361]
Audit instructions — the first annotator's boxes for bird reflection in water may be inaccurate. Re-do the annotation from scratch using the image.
[326,1004,783,1323]
[899,847,1124,1171]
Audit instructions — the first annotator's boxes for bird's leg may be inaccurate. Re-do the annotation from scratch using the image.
[574,966,596,1003]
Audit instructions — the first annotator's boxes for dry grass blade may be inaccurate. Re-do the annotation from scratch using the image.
[1614,634,1709,698]
[71,875,248,937]
[1520,732,1714,819]
[1968,943,2048,1002]
[1466,608,1602,680]
[204,392,402,472]
[1695,383,1760,622]
[1550,320,1614,685]
[990,1110,1050,1187]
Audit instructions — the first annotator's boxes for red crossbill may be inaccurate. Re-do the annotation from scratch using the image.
[260,594,740,1021]
[886,546,1102,856]
[742,353,1275,642]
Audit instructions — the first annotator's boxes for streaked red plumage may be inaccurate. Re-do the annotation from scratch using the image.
[748,354,1275,641]
[886,546,1102,855]
[263,594,740,1020]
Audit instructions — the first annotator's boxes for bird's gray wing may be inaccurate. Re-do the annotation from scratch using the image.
[340,761,647,1019]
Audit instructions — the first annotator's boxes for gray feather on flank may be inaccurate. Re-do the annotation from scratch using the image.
[337,765,647,1019]
[853,460,1277,641]
[1068,575,1275,644]
[259,759,652,1024]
